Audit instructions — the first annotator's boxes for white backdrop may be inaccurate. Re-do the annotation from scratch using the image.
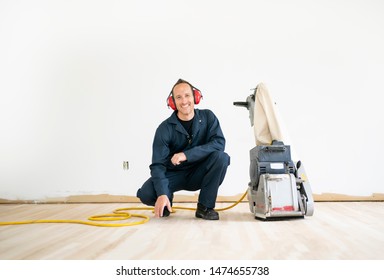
[1,0,383,200]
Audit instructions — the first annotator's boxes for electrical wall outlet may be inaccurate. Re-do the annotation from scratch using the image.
[123,161,129,170]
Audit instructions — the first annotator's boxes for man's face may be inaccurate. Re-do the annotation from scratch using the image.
[173,83,195,120]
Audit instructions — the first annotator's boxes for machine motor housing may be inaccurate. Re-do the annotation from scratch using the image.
[249,143,295,190]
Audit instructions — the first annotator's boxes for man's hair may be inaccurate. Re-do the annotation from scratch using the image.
[171,79,194,96]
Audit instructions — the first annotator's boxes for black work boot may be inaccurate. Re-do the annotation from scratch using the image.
[195,203,219,220]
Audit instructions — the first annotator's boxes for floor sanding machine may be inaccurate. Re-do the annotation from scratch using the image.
[234,83,314,220]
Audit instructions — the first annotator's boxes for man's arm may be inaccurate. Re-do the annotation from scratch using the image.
[149,125,172,197]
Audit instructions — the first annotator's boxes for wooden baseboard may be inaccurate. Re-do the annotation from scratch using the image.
[1,192,383,204]
[313,193,384,202]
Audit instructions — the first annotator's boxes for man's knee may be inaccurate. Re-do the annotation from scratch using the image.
[136,179,157,206]
[210,151,230,167]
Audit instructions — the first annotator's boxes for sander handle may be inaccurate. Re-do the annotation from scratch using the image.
[233,101,249,108]
[264,146,286,152]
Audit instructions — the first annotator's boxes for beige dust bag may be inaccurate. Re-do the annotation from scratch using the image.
[253,83,285,145]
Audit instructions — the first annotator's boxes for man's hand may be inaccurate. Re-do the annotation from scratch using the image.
[171,152,187,166]
[154,195,172,218]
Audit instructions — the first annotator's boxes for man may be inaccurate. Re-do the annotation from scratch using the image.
[136,79,230,220]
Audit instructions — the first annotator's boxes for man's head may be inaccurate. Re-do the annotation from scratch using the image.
[167,79,202,120]
[172,81,195,121]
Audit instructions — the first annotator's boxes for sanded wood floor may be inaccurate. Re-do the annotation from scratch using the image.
[0,202,383,260]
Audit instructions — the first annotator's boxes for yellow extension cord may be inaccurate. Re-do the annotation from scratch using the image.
[0,189,248,227]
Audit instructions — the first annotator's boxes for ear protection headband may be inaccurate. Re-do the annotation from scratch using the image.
[167,79,203,110]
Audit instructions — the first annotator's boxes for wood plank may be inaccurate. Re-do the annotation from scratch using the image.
[1,202,384,260]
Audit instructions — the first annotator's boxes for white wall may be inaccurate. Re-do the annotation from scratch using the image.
[1,0,383,200]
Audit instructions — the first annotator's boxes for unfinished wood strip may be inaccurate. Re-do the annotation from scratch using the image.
[1,192,384,204]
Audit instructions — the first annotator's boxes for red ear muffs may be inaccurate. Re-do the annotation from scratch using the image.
[193,88,202,105]
[167,88,203,110]
[167,94,176,110]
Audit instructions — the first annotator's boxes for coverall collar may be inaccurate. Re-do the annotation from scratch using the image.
[169,109,202,136]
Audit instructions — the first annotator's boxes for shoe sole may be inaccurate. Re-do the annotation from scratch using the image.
[195,212,219,220]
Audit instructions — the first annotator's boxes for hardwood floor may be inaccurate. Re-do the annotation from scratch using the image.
[1,202,384,260]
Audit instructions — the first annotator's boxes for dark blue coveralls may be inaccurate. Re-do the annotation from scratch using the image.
[136,109,230,209]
